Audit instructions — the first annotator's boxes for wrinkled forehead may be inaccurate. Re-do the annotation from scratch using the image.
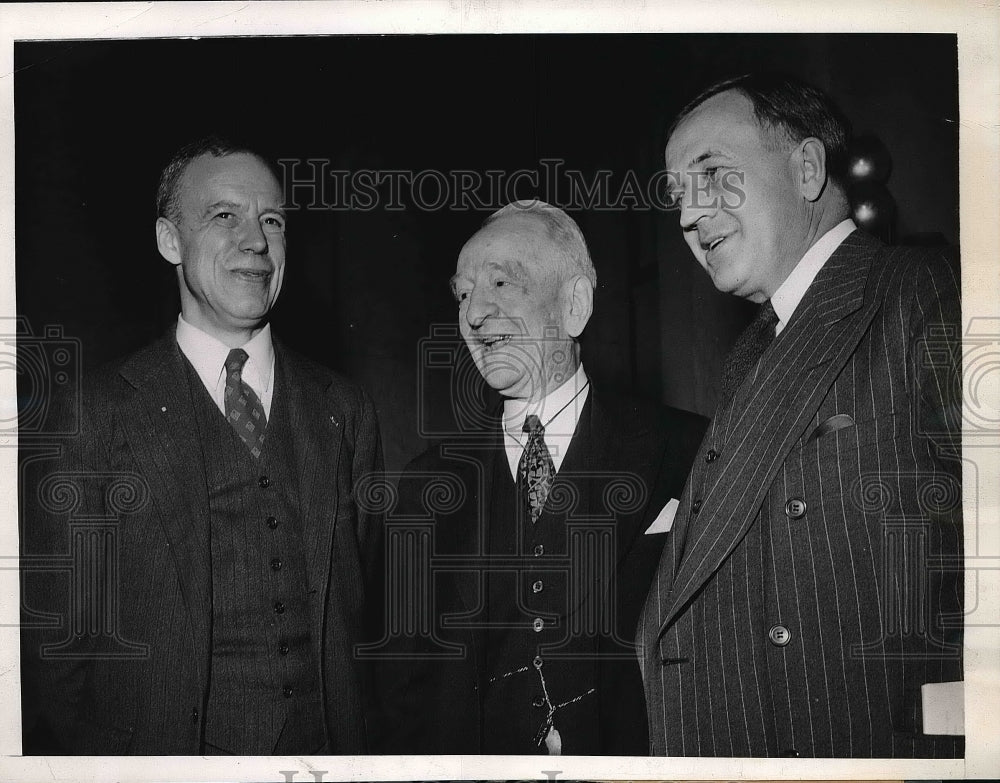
[179,152,283,205]
[665,90,762,166]
[456,212,563,276]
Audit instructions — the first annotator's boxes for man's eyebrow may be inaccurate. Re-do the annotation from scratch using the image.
[262,206,287,219]
[202,200,241,216]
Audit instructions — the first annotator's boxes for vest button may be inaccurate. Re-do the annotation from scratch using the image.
[532,696,546,708]
[533,544,544,557]
[532,580,544,594]
[271,558,282,571]
[785,497,807,519]
[258,475,270,489]
[533,655,543,669]
[692,499,703,513]
[768,624,791,647]
[706,449,720,463]
[283,687,293,698]
[266,516,278,529]
[532,617,544,632]
[279,642,290,655]
[274,601,285,614]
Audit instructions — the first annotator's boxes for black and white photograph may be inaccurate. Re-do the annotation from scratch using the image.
[1,2,997,781]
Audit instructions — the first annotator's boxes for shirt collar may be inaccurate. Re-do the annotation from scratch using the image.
[175,315,275,394]
[771,219,856,332]
[503,363,590,440]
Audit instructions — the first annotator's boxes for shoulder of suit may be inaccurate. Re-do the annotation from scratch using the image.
[852,232,959,293]
[590,387,708,439]
[273,338,374,411]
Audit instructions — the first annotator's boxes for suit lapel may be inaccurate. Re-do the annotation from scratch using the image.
[657,231,884,637]
[277,342,345,634]
[117,333,213,671]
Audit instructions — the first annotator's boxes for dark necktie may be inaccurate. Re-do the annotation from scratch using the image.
[224,348,267,458]
[719,300,779,401]
[517,414,555,524]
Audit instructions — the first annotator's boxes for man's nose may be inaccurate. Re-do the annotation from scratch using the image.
[678,177,717,232]
[463,286,498,328]
[678,193,714,232]
[239,219,269,254]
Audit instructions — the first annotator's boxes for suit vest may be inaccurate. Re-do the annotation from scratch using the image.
[482,447,599,754]
[184,358,326,755]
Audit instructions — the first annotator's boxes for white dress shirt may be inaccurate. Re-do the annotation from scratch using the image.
[771,219,856,335]
[175,315,276,418]
[502,363,590,479]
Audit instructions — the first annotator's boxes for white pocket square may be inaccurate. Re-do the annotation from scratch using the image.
[645,498,679,535]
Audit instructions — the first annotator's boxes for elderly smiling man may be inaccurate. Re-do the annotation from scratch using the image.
[371,201,706,755]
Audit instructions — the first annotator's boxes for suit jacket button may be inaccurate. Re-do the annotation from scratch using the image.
[266,516,278,529]
[532,580,544,593]
[533,544,544,556]
[271,558,282,571]
[705,449,719,463]
[768,625,791,646]
[532,695,546,708]
[532,617,545,632]
[785,498,807,519]
[283,687,293,698]
[259,475,271,489]
[274,601,285,614]
[533,655,543,669]
[692,499,703,513]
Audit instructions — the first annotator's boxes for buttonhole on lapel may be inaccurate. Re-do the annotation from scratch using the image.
[661,657,689,666]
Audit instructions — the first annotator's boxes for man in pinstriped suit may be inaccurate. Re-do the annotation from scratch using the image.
[638,74,963,757]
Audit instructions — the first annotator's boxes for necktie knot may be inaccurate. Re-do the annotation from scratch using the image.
[523,414,544,437]
[225,348,249,376]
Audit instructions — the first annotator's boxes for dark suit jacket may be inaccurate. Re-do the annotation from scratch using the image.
[369,387,706,754]
[20,330,383,755]
[638,230,963,757]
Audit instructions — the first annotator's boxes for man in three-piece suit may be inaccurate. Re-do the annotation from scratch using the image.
[370,201,706,755]
[21,137,382,754]
[638,74,963,757]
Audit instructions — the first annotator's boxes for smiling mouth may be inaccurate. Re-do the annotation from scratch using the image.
[233,269,272,282]
[704,235,727,252]
[479,335,512,351]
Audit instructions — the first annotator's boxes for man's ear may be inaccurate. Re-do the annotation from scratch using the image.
[797,137,828,202]
[155,217,183,266]
[563,275,594,339]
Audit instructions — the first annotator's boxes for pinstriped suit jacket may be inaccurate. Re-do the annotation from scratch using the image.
[21,330,383,754]
[637,230,963,758]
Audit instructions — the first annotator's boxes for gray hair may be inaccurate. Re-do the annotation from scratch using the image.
[482,200,597,287]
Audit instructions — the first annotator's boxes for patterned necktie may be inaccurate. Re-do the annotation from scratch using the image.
[719,299,779,401]
[517,414,555,524]
[224,348,267,458]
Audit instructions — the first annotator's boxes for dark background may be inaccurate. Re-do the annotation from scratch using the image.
[15,34,959,472]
